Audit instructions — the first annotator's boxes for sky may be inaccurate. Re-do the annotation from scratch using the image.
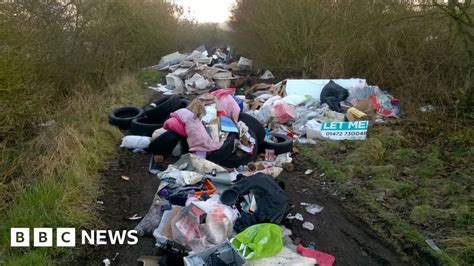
[174,0,236,23]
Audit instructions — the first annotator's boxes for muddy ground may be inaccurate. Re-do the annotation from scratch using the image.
[78,147,408,265]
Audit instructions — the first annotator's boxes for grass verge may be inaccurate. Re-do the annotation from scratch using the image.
[0,74,146,265]
[300,124,473,265]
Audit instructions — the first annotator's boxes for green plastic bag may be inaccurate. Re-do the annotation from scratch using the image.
[230,223,282,261]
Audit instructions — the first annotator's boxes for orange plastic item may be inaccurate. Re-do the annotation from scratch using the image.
[194,179,217,197]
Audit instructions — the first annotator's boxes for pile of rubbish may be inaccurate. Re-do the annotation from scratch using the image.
[144,45,260,96]
[107,45,401,265]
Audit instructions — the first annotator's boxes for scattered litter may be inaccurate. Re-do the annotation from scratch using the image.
[39,120,56,127]
[287,213,304,221]
[420,105,435,112]
[184,241,246,265]
[297,138,316,145]
[127,214,143,221]
[120,136,151,149]
[102,258,111,266]
[137,255,159,266]
[135,199,163,236]
[305,204,324,215]
[425,239,442,253]
[121,175,130,181]
[297,244,335,266]
[304,169,313,175]
[302,222,314,231]
[96,200,104,205]
[281,225,293,237]
[260,70,275,80]
[250,247,316,265]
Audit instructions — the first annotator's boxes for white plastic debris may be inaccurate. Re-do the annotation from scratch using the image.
[260,70,275,80]
[149,84,173,94]
[305,204,324,215]
[120,136,151,149]
[297,138,317,145]
[250,247,317,266]
[287,213,304,221]
[274,152,292,167]
[127,214,143,221]
[425,239,442,253]
[295,213,304,221]
[420,105,435,112]
[304,169,314,175]
[281,225,293,237]
[39,120,56,127]
[302,221,315,231]
[185,73,210,91]
[238,57,253,68]
[102,258,111,266]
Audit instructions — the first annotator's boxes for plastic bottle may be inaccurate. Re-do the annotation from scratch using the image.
[296,244,335,266]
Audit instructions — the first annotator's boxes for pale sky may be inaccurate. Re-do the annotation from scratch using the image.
[174,0,236,23]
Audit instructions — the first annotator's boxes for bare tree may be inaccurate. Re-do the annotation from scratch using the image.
[433,0,474,110]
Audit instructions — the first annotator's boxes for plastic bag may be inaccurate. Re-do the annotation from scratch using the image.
[171,196,237,252]
[305,119,323,140]
[231,223,282,261]
[153,205,183,245]
[171,203,210,251]
[206,205,233,244]
[120,136,151,149]
[271,100,296,124]
[134,199,163,236]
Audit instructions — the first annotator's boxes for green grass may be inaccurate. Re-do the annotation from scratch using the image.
[0,75,145,264]
[300,124,474,265]
[138,69,167,87]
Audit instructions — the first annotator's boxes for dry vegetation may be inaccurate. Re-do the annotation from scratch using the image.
[0,0,180,264]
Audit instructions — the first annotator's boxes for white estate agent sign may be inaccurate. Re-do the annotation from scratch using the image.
[320,121,368,140]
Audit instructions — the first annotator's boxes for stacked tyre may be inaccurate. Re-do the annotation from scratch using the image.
[108,107,144,130]
[108,95,188,136]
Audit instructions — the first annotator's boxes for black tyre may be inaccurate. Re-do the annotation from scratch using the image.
[178,98,189,108]
[144,95,182,124]
[108,106,144,130]
[238,113,265,146]
[206,132,238,164]
[219,129,259,168]
[130,117,163,137]
[261,133,293,155]
[145,130,183,156]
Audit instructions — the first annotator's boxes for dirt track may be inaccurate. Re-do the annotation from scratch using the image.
[78,146,408,265]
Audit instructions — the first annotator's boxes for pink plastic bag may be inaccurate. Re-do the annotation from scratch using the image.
[271,100,296,124]
[164,117,187,137]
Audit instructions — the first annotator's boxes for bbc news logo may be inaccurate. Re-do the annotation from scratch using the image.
[11,228,138,247]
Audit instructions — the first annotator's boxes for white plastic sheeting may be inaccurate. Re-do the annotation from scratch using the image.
[285,79,367,101]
